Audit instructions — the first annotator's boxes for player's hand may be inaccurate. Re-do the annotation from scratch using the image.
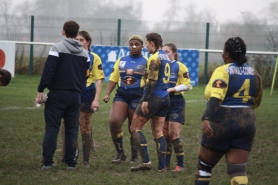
[167,88,175,93]
[141,101,149,115]
[201,120,213,138]
[103,95,110,103]
[91,100,99,112]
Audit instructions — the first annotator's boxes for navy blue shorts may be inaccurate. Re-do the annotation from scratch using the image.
[165,95,185,124]
[80,88,96,112]
[135,94,170,118]
[113,87,143,110]
[201,107,256,153]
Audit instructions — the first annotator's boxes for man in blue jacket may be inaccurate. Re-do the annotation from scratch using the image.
[36,20,90,170]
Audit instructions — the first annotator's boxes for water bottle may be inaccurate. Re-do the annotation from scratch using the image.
[35,93,48,107]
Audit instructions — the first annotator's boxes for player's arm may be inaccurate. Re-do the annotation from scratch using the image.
[168,63,192,93]
[142,59,161,101]
[201,67,228,137]
[86,52,90,77]
[91,79,103,110]
[103,59,120,103]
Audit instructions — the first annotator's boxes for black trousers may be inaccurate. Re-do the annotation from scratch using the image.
[42,90,80,166]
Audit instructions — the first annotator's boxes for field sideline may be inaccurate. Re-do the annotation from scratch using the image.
[0,74,277,185]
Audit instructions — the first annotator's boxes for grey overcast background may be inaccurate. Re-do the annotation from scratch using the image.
[1,0,277,25]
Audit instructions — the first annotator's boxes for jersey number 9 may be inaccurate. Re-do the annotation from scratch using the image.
[163,63,170,84]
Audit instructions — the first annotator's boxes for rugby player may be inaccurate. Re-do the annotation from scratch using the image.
[194,37,263,185]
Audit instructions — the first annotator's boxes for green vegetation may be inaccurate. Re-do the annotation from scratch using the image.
[0,74,277,185]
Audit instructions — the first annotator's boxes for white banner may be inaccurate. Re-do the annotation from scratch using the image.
[0,42,15,77]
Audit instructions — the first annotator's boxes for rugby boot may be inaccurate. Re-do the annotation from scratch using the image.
[172,166,185,172]
[156,167,168,172]
[130,161,152,171]
[111,153,127,164]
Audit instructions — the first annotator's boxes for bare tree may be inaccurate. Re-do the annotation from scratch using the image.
[264,1,278,25]
[266,28,278,52]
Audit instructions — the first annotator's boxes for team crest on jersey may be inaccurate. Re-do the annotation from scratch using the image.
[123,76,137,85]
[98,64,103,70]
[119,61,126,68]
[183,72,189,78]
[212,79,227,88]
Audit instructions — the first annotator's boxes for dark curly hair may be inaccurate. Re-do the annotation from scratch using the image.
[0,68,12,86]
[63,20,80,38]
[224,37,247,65]
[145,32,163,51]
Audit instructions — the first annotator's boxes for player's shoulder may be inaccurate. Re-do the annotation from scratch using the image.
[177,61,189,70]
[148,52,158,61]
[90,52,100,58]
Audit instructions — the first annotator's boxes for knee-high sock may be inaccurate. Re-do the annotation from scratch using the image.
[155,135,167,170]
[230,176,248,185]
[112,132,124,154]
[165,137,172,168]
[130,137,138,161]
[172,138,184,167]
[82,134,91,163]
[195,158,214,185]
[131,130,150,163]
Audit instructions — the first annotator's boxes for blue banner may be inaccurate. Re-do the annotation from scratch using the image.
[92,45,199,86]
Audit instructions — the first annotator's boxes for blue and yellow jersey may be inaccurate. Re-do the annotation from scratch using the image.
[168,61,191,96]
[85,52,105,89]
[144,50,171,98]
[109,55,148,89]
[205,62,262,108]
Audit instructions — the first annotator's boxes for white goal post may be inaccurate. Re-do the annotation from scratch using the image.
[1,40,278,96]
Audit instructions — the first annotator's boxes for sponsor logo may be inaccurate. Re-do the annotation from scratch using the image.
[123,76,137,85]
[126,68,134,75]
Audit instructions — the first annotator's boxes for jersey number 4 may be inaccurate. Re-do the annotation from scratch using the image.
[233,79,251,103]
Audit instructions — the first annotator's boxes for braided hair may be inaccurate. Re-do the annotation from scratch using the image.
[78,30,92,51]
[164,43,179,61]
[224,37,247,65]
[145,32,163,53]
[0,68,12,86]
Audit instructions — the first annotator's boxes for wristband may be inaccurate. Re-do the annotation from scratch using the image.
[202,116,210,121]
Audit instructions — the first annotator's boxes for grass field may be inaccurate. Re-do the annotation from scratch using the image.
[0,74,277,185]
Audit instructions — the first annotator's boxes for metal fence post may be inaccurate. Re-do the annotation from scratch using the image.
[29,15,34,75]
[117,19,121,46]
[204,22,210,84]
